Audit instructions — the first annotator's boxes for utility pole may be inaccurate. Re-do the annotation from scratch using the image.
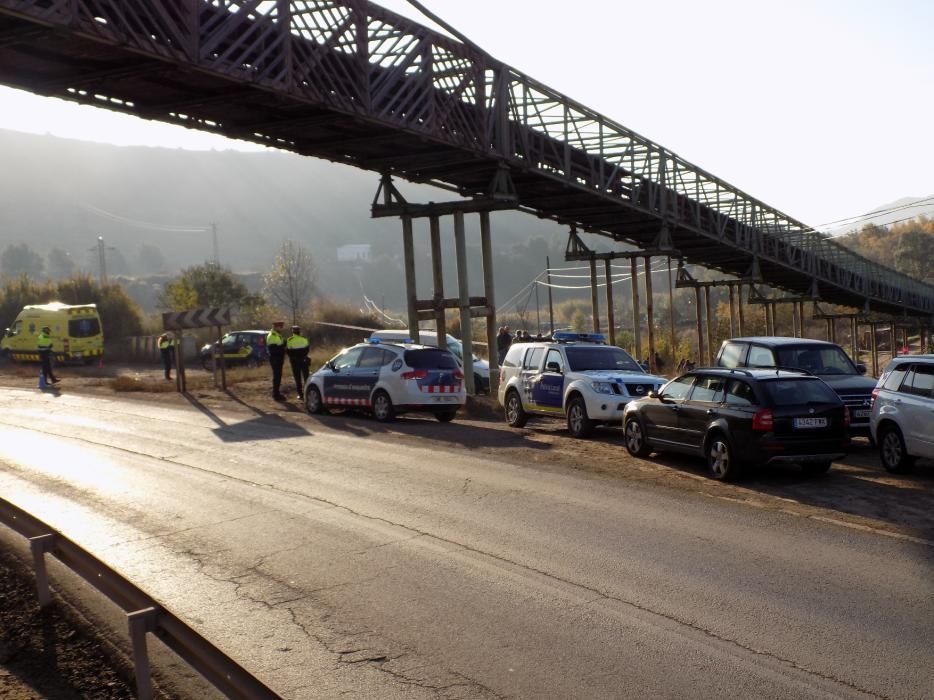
[89,236,115,285]
[211,222,219,265]
[546,256,555,332]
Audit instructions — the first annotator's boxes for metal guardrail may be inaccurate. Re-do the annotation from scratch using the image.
[0,497,282,700]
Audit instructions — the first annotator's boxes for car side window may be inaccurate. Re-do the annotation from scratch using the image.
[502,344,525,368]
[544,349,564,373]
[747,346,775,367]
[903,365,934,398]
[882,364,910,391]
[524,347,544,370]
[725,380,756,406]
[690,376,725,402]
[661,376,695,400]
[358,347,389,368]
[719,342,746,368]
[333,347,364,370]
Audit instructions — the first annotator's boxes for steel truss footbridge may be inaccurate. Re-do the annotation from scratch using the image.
[1,0,932,320]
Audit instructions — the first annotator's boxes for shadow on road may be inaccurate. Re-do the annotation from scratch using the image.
[183,392,311,443]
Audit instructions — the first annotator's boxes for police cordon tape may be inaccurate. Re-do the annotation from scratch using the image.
[311,320,488,346]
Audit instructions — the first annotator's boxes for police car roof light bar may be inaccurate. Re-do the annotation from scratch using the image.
[552,331,607,344]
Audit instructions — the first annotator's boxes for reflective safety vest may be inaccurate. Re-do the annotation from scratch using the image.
[287,334,309,350]
[267,329,284,346]
[158,335,174,350]
[37,331,52,351]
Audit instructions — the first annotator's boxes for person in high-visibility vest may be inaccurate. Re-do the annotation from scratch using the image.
[158,332,176,380]
[267,321,286,401]
[286,325,310,400]
[37,326,60,384]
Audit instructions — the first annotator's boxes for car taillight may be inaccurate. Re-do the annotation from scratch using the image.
[453,369,464,380]
[843,406,850,428]
[870,388,879,406]
[401,369,428,380]
[752,408,774,432]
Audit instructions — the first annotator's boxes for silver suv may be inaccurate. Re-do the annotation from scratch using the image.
[870,355,934,472]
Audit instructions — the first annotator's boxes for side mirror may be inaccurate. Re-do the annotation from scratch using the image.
[326,360,336,371]
[545,361,562,373]
[648,391,659,399]
[856,363,867,375]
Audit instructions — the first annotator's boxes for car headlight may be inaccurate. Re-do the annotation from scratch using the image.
[591,381,615,394]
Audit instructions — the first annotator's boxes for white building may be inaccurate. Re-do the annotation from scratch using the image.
[337,244,371,262]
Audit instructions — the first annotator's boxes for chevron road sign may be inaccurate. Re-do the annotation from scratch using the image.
[162,307,232,330]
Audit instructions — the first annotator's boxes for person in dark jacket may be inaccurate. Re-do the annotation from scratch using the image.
[286,325,310,400]
[267,321,287,401]
[496,326,512,366]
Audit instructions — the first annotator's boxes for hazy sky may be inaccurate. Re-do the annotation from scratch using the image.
[1,0,931,229]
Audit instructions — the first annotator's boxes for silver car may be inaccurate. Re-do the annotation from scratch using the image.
[870,355,934,472]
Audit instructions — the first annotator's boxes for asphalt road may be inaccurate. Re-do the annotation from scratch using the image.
[0,386,931,699]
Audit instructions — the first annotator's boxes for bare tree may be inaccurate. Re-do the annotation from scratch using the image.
[264,240,318,324]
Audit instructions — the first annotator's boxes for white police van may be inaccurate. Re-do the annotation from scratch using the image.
[305,338,466,422]
[498,332,668,438]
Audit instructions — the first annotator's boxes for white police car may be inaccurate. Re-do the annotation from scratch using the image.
[498,332,668,438]
[304,338,466,422]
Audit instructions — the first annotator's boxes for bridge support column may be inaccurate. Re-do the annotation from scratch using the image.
[668,256,676,365]
[737,284,746,336]
[728,284,736,337]
[704,286,713,366]
[454,212,475,395]
[695,287,704,368]
[870,323,879,377]
[826,318,833,342]
[645,257,656,372]
[429,215,446,349]
[799,301,806,338]
[604,259,616,346]
[480,211,498,395]
[590,258,600,333]
[631,258,641,360]
[851,317,859,365]
[402,216,419,343]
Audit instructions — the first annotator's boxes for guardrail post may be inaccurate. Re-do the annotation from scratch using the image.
[128,607,159,700]
[28,533,55,608]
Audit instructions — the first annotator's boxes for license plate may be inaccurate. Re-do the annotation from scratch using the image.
[853,409,870,418]
[72,352,82,358]
[794,417,828,429]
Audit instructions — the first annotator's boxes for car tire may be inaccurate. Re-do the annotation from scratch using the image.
[201,356,214,371]
[305,385,325,414]
[624,417,651,457]
[566,396,595,439]
[372,390,395,422]
[802,461,832,476]
[706,432,739,480]
[435,410,456,423]
[879,425,915,473]
[504,389,528,428]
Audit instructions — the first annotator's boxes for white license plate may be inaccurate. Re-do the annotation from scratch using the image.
[432,396,457,403]
[72,352,82,358]
[794,417,828,429]
[853,409,870,418]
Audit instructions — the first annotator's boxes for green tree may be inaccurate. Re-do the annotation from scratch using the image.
[160,262,263,314]
[47,248,76,280]
[1,243,44,279]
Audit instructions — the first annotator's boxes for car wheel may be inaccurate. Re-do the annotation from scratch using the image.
[624,417,651,457]
[372,390,395,422]
[566,396,595,439]
[473,373,486,395]
[802,461,832,476]
[435,410,457,423]
[879,425,915,473]
[305,385,326,414]
[706,433,739,480]
[201,356,214,371]
[505,389,528,428]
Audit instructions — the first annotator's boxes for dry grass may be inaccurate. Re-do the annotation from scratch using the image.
[110,366,267,392]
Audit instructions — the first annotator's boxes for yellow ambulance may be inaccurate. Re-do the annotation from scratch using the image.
[1,302,104,364]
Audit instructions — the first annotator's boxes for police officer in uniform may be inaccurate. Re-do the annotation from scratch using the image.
[267,321,286,401]
[158,332,176,380]
[37,326,60,384]
[286,325,310,400]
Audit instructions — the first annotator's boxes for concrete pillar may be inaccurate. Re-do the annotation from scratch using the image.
[704,286,714,366]
[851,317,859,364]
[480,211,498,394]
[870,323,879,377]
[737,284,745,336]
[631,258,641,359]
[429,215,445,348]
[401,215,419,343]
[645,256,655,372]
[604,258,616,346]
[825,318,833,342]
[667,256,676,360]
[728,284,736,337]
[799,301,806,338]
[589,258,600,333]
[453,211,474,395]
[694,286,704,367]
[792,302,799,337]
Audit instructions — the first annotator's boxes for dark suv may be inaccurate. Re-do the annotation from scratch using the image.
[623,368,850,480]
[715,337,876,435]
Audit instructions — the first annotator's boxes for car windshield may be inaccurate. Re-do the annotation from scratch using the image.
[404,349,459,369]
[565,346,643,372]
[762,379,840,406]
[775,345,856,375]
[447,339,480,363]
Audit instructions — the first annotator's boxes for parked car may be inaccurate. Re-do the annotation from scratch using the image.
[305,338,465,422]
[498,331,667,438]
[369,329,490,393]
[200,330,269,370]
[623,368,850,480]
[870,355,934,472]
[715,337,876,435]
